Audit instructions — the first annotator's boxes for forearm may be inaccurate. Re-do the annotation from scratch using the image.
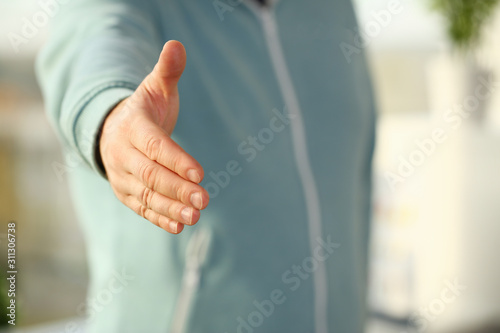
[36,0,162,176]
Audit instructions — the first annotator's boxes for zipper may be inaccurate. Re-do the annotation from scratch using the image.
[247,2,330,333]
[170,228,212,333]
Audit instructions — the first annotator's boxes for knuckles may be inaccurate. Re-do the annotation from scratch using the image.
[139,205,148,220]
[144,135,164,162]
[140,187,156,209]
[137,160,158,189]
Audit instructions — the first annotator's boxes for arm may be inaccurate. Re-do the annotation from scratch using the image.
[37,1,209,234]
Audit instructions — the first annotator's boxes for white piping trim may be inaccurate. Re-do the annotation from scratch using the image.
[170,229,212,333]
[257,7,329,333]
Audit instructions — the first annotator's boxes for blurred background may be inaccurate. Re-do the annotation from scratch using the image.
[0,0,499,332]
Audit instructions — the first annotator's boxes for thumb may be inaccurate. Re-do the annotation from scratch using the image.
[148,40,187,96]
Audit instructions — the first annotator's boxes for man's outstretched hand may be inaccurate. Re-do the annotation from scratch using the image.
[99,41,209,234]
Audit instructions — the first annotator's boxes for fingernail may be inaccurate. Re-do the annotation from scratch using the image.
[187,169,201,183]
[181,207,192,224]
[169,220,179,233]
[190,192,203,209]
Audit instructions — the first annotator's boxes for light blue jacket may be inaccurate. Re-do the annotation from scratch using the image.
[37,0,376,332]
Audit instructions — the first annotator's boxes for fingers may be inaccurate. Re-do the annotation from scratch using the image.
[115,174,201,224]
[129,117,205,184]
[122,147,209,210]
[110,175,200,235]
[110,164,203,234]
[124,195,185,234]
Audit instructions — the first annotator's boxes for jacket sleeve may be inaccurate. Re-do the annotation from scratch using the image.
[36,0,163,177]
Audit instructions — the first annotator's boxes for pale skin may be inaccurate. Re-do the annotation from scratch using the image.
[99,40,209,235]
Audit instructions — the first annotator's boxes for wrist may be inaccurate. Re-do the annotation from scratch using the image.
[96,98,129,177]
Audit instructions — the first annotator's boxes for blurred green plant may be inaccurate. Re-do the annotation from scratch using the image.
[431,0,500,50]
